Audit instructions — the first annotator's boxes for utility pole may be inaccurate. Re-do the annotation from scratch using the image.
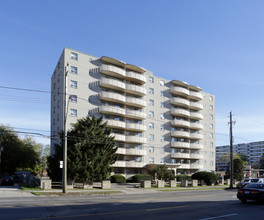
[62,63,69,193]
[228,111,235,189]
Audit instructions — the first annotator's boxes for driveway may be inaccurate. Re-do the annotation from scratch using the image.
[0,184,35,198]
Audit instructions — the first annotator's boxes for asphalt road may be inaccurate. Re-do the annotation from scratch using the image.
[0,189,263,220]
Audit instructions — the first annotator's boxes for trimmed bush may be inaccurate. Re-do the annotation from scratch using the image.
[191,171,218,185]
[176,174,192,181]
[131,174,153,183]
[110,175,126,183]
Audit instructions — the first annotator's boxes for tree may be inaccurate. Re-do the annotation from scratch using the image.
[191,171,218,185]
[149,165,175,181]
[225,157,245,181]
[48,116,118,183]
[257,154,264,169]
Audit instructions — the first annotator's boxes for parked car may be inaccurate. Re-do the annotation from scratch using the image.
[0,176,14,186]
[237,183,264,203]
[236,178,264,188]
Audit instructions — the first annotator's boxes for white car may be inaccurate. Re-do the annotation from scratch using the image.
[237,178,264,188]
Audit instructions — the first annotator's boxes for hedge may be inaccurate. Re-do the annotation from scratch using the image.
[191,171,218,185]
[131,174,153,183]
[176,174,192,181]
[110,175,126,183]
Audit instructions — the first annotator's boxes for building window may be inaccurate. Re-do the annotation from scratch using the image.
[160,158,165,164]
[161,124,165,130]
[210,114,213,120]
[149,122,154,129]
[160,147,165,153]
[161,91,164,97]
[149,134,154,141]
[70,80,77,88]
[149,157,154,164]
[149,76,154,83]
[210,142,214,148]
[210,161,214,166]
[161,102,165,108]
[161,135,165,142]
[160,80,165,86]
[171,159,176,164]
[135,156,142,162]
[149,88,154,94]
[160,113,165,119]
[71,52,78,60]
[209,96,213,101]
[149,111,154,118]
[210,152,214,157]
[149,99,154,106]
[70,95,77,103]
[71,66,78,74]
[209,105,213,110]
[70,108,77,117]
[149,146,154,152]
[210,133,213,138]
[210,124,213,129]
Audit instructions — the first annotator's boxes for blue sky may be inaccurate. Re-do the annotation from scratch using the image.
[0,0,264,146]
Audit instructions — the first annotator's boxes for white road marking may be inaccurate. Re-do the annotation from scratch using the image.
[199,213,237,220]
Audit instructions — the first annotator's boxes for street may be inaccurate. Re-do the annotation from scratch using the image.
[0,189,264,220]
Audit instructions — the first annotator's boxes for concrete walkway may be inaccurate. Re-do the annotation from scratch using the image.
[0,185,35,198]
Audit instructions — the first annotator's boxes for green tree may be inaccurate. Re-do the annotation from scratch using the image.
[149,165,175,181]
[191,171,218,185]
[225,157,245,181]
[258,154,264,169]
[48,116,118,183]
[47,143,63,181]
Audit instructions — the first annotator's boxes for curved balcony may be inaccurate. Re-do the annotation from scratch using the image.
[125,161,145,168]
[125,123,146,132]
[189,123,203,130]
[112,134,126,142]
[126,97,146,107]
[125,109,146,120]
[125,84,146,96]
[190,154,203,159]
[116,148,126,155]
[189,102,203,110]
[100,91,125,104]
[170,97,190,107]
[190,112,203,120]
[113,161,126,167]
[171,131,190,138]
[171,142,190,148]
[190,133,203,140]
[100,77,125,91]
[171,86,189,96]
[190,164,203,169]
[178,164,190,169]
[171,119,190,128]
[189,91,203,101]
[190,143,203,149]
[171,108,190,117]
[126,136,146,144]
[103,119,125,129]
[100,106,125,116]
[171,152,190,159]
[100,63,126,79]
[126,71,146,84]
[126,149,146,156]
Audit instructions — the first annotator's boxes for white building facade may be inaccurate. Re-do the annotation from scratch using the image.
[51,48,215,178]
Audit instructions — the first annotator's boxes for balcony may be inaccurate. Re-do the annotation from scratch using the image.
[125,123,146,132]
[126,71,146,84]
[126,97,146,107]
[189,122,203,130]
[189,102,203,110]
[190,133,203,140]
[103,119,125,129]
[100,106,125,116]
[171,86,189,96]
[171,152,190,159]
[171,131,190,138]
[100,91,125,103]
[189,91,203,101]
[112,134,126,142]
[113,161,126,167]
[190,154,203,159]
[190,143,203,149]
[190,164,203,169]
[178,164,190,169]
[171,108,190,117]
[125,161,145,168]
[170,97,190,107]
[171,119,190,128]
[125,84,146,96]
[125,109,146,119]
[126,136,146,144]
[190,112,203,120]
[100,77,125,91]
[171,142,190,148]
[100,63,126,79]
[125,149,146,156]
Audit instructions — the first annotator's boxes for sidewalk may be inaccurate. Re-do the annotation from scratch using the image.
[0,185,35,198]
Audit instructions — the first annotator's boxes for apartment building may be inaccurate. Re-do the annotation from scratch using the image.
[216,141,264,171]
[51,48,215,178]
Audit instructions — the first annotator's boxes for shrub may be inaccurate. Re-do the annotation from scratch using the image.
[131,174,153,183]
[176,174,192,181]
[191,171,218,185]
[148,165,175,181]
[110,175,126,183]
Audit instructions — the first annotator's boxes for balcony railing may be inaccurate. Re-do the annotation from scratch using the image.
[171,108,190,117]
[103,119,125,129]
[171,142,190,148]
[171,119,190,128]
[190,143,203,149]
[189,123,203,130]
[100,91,126,103]
[170,97,190,107]
[101,77,125,90]
[126,97,146,107]
[171,131,190,138]
[125,109,146,119]
[189,91,203,101]
[100,63,126,78]
[126,136,146,144]
[125,123,146,131]
[125,84,146,96]
[190,133,203,140]
[190,112,203,120]
[100,106,125,116]
[126,71,146,84]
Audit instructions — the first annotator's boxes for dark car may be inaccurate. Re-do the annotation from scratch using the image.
[1,176,14,186]
[237,183,264,203]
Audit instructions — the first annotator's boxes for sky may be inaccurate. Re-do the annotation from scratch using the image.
[0,0,264,147]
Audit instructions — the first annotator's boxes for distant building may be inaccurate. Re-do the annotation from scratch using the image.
[50,48,216,178]
[216,141,264,171]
